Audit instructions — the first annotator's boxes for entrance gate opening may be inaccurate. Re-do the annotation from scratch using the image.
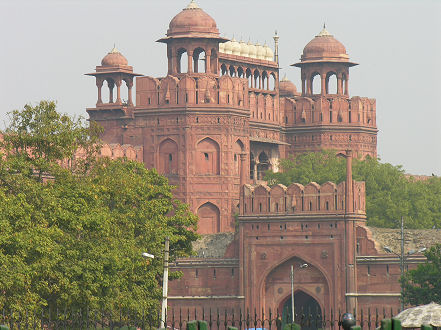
[281,291,322,330]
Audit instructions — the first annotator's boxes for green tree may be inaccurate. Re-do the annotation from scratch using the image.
[0,101,198,317]
[265,150,441,229]
[401,244,441,305]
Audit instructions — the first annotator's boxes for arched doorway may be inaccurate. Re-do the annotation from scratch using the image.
[281,291,322,329]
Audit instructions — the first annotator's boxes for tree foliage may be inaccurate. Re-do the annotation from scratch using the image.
[401,244,441,305]
[265,150,441,229]
[0,101,198,317]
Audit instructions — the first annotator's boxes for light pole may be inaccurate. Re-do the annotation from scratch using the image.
[142,236,170,329]
[290,263,308,323]
[384,244,426,310]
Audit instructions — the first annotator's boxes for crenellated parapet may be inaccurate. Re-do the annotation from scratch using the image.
[70,143,143,165]
[136,74,248,109]
[282,95,376,128]
[240,180,365,215]
[98,143,143,161]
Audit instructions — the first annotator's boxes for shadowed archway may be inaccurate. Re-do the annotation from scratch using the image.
[281,291,322,330]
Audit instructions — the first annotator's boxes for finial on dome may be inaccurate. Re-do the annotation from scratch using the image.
[110,44,119,54]
[317,24,332,37]
[185,0,200,9]
[281,74,289,82]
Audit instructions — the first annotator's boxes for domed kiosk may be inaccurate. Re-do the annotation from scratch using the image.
[158,0,228,75]
[86,46,141,106]
[293,25,357,96]
[279,75,299,97]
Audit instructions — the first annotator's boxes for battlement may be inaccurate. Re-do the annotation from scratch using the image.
[282,95,376,128]
[240,180,366,216]
[136,74,249,109]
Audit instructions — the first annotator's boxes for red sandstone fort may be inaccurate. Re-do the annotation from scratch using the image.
[85,0,431,320]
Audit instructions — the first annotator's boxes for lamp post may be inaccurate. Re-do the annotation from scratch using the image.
[142,236,170,329]
[384,240,426,311]
[290,263,308,323]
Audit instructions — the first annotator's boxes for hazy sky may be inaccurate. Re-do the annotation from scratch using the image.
[1,0,440,175]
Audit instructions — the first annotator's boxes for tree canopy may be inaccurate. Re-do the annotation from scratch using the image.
[0,101,198,317]
[265,150,441,229]
[401,244,441,305]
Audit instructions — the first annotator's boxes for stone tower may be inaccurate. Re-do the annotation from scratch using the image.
[280,25,377,158]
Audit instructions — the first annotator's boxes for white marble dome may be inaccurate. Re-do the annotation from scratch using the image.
[240,40,249,57]
[231,38,241,56]
[256,42,266,60]
[248,41,257,59]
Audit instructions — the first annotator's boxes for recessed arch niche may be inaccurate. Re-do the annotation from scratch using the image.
[197,202,220,234]
[158,138,178,175]
[196,137,220,175]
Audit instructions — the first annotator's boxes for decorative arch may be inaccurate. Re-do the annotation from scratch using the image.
[237,66,244,78]
[326,71,338,94]
[197,202,220,234]
[250,152,255,180]
[221,63,228,76]
[158,138,178,175]
[196,137,220,175]
[177,48,188,73]
[253,69,261,89]
[269,72,276,90]
[193,47,206,73]
[257,151,270,180]
[259,255,331,319]
[246,68,253,88]
[233,139,245,176]
[311,72,321,95]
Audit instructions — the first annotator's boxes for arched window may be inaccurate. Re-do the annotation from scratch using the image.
[221,63,227,76]
[326,72,337,94]
[103,79,114,103]
[254,70,260,89]
[269,73,276,90]
[196,137,220,175]
[250,152,255,180]
[311,73,321,94]
[237,67,244,78]
[159,139,178,175]
[193,47,206,73]
[246,68,253,88]
[262,71,268,90]
[197,202,220,234]
[257,152,270,180]
[177,48,188,73]
[233,139,244,176]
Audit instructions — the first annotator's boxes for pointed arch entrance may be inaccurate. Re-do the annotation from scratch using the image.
[262,256,329,328]
[280,291,323,330]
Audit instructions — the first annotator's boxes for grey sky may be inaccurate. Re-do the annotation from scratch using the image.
[1,0,440,175]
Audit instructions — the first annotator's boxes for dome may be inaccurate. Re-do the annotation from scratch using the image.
[279,75,298,96]
[264,43,274,61]
[167,0,219,38]
[240,40,249,57]
[101,46,128,67]
[301,26,349,62]
[231,38,241,55]
[248,41,257,59]
[219,42,225,53]
[256,42,266,60]
[224,40,233,54]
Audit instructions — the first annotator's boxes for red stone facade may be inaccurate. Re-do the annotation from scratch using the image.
[86,0,412,319]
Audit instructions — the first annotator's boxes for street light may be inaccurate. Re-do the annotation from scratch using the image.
[142,236,170,329]
[142,252,155,259]
[383,245,426,310]
[290,263,308,323]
